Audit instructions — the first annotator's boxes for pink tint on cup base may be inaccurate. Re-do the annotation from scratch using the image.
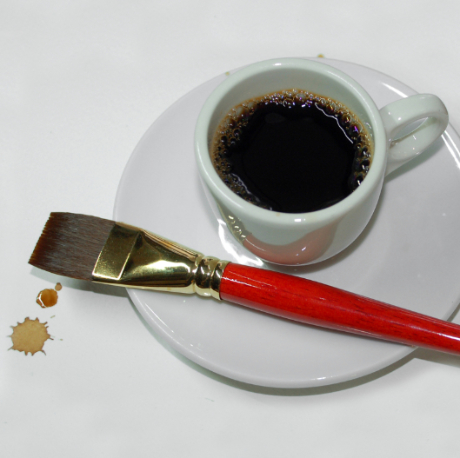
[243,221,338,265]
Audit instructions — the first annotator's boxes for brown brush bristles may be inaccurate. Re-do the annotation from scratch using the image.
[29,212,115,281]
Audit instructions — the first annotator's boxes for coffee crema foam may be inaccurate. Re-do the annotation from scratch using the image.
[210,89,374,213]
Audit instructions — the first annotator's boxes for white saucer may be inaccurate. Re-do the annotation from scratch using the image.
[114,58,460,388]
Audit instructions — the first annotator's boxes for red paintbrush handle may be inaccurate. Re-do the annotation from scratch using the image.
[219,263,460,355]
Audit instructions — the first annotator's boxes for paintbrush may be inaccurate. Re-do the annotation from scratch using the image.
[29,212,460,355]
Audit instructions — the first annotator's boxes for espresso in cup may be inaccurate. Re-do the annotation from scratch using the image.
[196,58,448,264]
[210,89,373,213]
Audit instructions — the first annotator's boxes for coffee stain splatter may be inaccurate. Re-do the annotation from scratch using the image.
[36,282,62,308]
[9,317,52,355]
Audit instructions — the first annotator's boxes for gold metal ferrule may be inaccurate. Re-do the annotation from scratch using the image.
[92,222,228,300]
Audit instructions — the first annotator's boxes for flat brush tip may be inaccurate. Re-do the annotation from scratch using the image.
[29,212,115,281]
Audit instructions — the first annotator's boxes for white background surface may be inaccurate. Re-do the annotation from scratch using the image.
[2,1,460,457]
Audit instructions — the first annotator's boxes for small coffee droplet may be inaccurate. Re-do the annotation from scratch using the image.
[36,288,58,308]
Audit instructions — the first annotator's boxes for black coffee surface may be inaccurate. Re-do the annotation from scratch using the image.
[211,90,372,213]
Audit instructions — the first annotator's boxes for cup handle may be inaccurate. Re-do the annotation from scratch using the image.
[379,94,448,176]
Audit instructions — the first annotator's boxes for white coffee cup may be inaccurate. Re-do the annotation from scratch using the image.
[195,58,448,265]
